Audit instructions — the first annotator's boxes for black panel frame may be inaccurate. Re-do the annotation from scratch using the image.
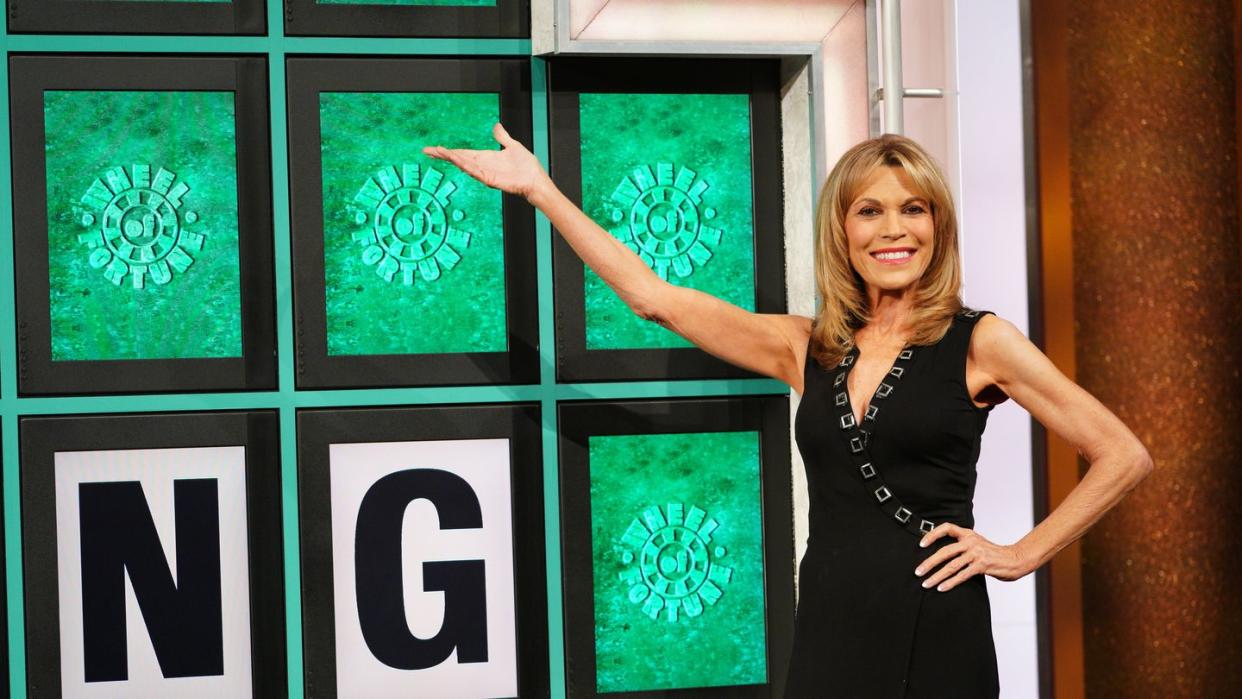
[5,0,266,36]
[8,55,278,396]
[284,0,528,39]
[19,410,286,698]
[548,57,787,383]
[286,57,538,389]
[558,396,794,698]
[296,403,549,697]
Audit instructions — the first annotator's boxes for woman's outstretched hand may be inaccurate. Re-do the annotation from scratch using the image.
[422,122,552,202]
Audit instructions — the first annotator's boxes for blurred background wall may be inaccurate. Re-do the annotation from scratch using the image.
[1032,0,1242,696]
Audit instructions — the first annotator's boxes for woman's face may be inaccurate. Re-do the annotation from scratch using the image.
[844,165,935,294]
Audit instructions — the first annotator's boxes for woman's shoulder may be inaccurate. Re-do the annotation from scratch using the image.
[952,307,1021,339]
[961,308,1021,339]
[956,308,1024,347]
[941,307,1026,354]
[962,309,1036,379]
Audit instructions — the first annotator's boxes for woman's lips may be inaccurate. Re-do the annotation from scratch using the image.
[870,248,916,265]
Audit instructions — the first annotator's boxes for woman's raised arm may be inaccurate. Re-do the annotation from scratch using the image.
[424,123,812,392]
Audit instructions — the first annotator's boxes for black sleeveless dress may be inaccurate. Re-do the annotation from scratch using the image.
[784,309,1001,698]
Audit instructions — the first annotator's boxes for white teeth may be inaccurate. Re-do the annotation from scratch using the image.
[874,250,913,260]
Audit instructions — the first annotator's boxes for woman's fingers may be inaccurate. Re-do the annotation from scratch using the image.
[914,524,985,590]
[492,121,518,148]
[921,551,974,589]
[914,527,1028,590]
[422,137,540,196]
[432,147,488,181]
[422,145,466,169]
[914,541,964,577]
[933,560,983,592]
[919,521,961,548]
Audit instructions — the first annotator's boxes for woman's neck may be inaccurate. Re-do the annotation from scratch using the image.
[862,285,916,341]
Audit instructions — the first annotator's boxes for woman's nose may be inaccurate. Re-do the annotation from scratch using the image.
[886,209,913,237]
[881,221,905,239]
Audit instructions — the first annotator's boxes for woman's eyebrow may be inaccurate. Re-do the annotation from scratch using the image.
[853,196,928,207]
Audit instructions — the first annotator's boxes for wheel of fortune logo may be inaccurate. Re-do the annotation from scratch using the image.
[74,165,204,289]
[607,163,724,281]
[349,164,472,285]
[616,503,734,623]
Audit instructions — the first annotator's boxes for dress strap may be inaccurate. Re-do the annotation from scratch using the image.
[951,307,996,374]
[955,307,995,326]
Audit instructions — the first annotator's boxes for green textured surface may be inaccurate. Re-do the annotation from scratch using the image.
[44,90,243,361]
[319,1,496,6]
[579,93,756,350]
[589,431,768,693]
[320,91,507,356]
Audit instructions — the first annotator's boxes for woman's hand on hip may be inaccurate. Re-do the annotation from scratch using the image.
[912,523,1033,592]
[422,122,553,201]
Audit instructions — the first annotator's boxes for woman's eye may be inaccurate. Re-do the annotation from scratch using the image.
[857,205,925,216]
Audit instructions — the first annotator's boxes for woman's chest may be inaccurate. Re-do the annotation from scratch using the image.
[846,353,902,425]
[797,349,986,464]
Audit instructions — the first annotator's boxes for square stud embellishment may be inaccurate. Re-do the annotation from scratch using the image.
[865,405,879,421]
[899,349,913,360]
[963,309,980,318]
[859,462,876,479]
[834,373,847,387]
[850,437,864,453]
[895,507,912,523]
[839,354,855,367]
[835,391,848,406]
[889,366,905,379]
[876,383,893,398]
[839,413,856,430]
[919,519,935,534]
[874,485,892,503]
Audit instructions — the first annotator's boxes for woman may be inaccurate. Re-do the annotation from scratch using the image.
[424,126,1153,697]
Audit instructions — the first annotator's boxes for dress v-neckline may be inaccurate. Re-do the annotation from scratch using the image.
[819,309,986,540]
[842,342,912,433]
[827,339,932,538]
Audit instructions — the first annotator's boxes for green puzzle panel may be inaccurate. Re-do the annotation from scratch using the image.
[579,92,756,351]
[1,34,795,699]
[589,430,768,693]
[44,90,243,362]
[319,91,507,356]
[318,1,496,6]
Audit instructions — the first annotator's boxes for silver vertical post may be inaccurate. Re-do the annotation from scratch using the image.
[881,0,904,134]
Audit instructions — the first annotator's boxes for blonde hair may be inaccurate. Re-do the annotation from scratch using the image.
[809,134,964,369]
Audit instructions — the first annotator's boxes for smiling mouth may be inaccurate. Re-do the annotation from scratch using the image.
[870,248,916,264]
